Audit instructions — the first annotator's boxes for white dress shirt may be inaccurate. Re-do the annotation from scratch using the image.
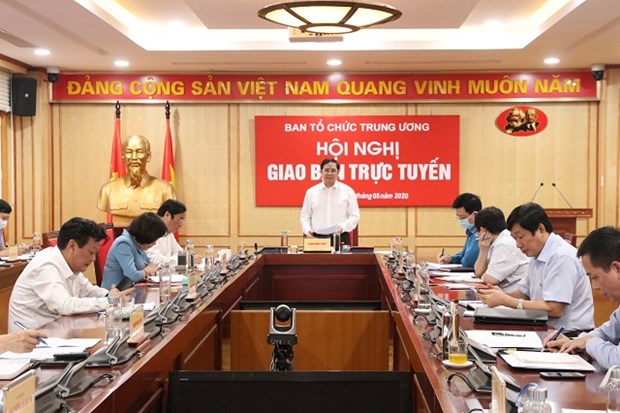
[515,233,594,332]
[147,232,182,267]
[485,229,529,292]
[8,246,109,331]
[300,180,360,235]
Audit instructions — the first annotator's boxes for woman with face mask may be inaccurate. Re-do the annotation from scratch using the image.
[0,199,30,258]
[437,193,482,268]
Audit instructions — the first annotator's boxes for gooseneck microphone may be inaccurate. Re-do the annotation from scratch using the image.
[530,182,544,202]
[552,183,574,208]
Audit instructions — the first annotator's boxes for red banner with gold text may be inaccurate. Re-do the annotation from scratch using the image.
[50,72,597,102]
[255,115,459,207]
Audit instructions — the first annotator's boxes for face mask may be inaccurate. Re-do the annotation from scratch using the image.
[458,218,472,230]
[0,219,7,230]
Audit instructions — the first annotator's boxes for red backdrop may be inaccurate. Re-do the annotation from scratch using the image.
[255,115,460,207]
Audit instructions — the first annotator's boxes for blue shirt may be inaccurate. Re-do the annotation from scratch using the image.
[101,229,150,290]
[450,226,479,268]
[583,308,620,369]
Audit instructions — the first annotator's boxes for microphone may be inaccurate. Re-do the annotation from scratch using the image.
[552,183,573,208]
[530,182,544,202]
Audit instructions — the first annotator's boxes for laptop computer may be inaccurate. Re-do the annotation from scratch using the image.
[474,306,548,326]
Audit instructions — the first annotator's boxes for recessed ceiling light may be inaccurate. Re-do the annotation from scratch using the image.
[327,59,342,66]
[34,48,50,56]
[544,57,560,65]
[114,60,130,67]
[483,20,501,29]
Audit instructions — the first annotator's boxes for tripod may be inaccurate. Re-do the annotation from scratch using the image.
[270,343,294,371]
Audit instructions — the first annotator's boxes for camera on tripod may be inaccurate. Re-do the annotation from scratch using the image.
[267,304,297,371]
[268,304,297,346]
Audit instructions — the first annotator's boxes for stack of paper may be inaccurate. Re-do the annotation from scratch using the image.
[148,274,186,283]
[0,337,100,361]
[0,359,32,380]
[500,350,595,371]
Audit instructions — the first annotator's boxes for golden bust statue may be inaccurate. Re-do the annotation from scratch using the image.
[98,134,176,225]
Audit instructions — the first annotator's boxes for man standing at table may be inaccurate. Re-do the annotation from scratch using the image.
[147,199,186,267]
[544,226,620,367]
[8,217,131,331]
[437,193,481,268]
[478,202,594,334]
[473,206,529,292]
[300,158,360,246]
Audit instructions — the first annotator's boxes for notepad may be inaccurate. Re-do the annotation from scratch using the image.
[465,330,543,349]
[500,350,595,371]
[0,359,31,380]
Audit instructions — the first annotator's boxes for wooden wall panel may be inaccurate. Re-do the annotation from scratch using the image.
[6,77,610,262]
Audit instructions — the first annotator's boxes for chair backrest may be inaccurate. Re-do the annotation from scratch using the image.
[350,226,358,246]
[42,230,60,248]
[94,224,116,287]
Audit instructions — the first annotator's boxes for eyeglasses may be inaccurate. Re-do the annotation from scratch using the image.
[322,168,339,174]
[455,212,472,220]
[174,216,186,223]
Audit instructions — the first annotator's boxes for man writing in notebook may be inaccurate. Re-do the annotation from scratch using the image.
[437,193,481,268]
[544,226,620,368]
[8,217,132,330]
[477,203,594,334]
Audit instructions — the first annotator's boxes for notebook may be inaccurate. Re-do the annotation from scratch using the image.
[474,306,548,326]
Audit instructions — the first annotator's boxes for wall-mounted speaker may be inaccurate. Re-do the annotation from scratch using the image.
[11,77,37,116]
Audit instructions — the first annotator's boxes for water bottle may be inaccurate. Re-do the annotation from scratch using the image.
[441,301,458,360]
[607,368,620,413]
[522,387,551,413]
[331,232,341,253]
[158,265,172,305]
[31,232,42,256]
[205,245,215,270]
[105,296,122,344]
[280,230,289,247]
[185,239,195,270]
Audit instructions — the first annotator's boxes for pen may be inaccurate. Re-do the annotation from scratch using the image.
[541,326,565,352]
[492,332,525,337]
[13,320,48,345]
[440,248,444,258]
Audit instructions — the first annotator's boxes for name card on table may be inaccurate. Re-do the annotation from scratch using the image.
[3,369,35,413]
[127,304,146,347]
[303,237,331,252]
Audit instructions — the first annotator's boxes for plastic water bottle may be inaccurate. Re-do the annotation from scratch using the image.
[105,296,122,344]
[205,245,215,270]
[185,239,195,270]
[31,232,42,257]
[522,387,552,413]
[607,369,620,413]
[158,265,171,305]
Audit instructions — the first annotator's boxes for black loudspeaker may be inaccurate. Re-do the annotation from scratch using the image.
[11,77,37,116]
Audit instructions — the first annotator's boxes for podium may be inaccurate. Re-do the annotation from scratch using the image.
[544,208,593,246]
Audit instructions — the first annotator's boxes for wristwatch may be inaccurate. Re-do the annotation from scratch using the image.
[516,298,524,310]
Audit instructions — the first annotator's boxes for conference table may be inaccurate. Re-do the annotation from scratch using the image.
[0,253,609,413]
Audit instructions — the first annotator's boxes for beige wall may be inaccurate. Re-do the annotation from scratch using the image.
[7,69,620,262]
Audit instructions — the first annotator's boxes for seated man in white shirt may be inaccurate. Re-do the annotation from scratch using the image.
[473,206,529,292]
[477,202,594,334]
[147,199,186,267]
[544,226,620,367]
[300,158,360,246]
[8,217,131,330]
